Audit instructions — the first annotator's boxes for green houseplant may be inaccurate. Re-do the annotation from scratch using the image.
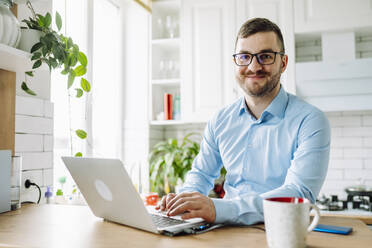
[21,1,90,156]
[21,8,91,99]
[149,133,201,196]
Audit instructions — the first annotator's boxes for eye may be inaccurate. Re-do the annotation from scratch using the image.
[259,53,274,60]
[238,54,251,61]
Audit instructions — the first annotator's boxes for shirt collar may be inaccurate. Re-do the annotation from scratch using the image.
[263,86,288,119]
[238,86,288,119]
[238,97,248,116]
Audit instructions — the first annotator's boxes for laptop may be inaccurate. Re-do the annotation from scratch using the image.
[61,157,207,235]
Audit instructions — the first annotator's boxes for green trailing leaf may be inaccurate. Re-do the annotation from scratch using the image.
[75,129,87,139]
[75,88,83,98]
[67,37,73,49]
[75,152,83,157]
[42,45,48,57]
[55,11,62,31]
[25,71,34,77]
[32,60,42,69]
[74,65,86,76]
[78,52,87,67]
[31,52,41,61]
[44,13,52,28]
[81,78,91,92]
[21,82,36,96]
[67,71,76,89]
[36,14,44,27]
[73,44,80,55]
[30,42,42,53]
[50,58,58,69]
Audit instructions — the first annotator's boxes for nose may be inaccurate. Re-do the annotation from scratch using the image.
[248,55,263,73]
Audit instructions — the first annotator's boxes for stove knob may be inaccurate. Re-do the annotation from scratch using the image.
[353,199,361,209]
[342,200,348,209]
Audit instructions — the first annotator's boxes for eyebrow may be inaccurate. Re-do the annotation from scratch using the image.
[237,49,276,54]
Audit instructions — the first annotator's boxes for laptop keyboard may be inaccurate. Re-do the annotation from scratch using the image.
[151,214,187,228]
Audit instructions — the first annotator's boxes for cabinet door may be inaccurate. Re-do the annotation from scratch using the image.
[236,0,296,94]
[181,0,235,122]
[294,0,372,33]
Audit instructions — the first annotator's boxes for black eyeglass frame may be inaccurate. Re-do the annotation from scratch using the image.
[232,51,285,66]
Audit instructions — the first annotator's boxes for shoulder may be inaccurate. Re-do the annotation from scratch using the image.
[286,93,328,121]
[286,93,330,138]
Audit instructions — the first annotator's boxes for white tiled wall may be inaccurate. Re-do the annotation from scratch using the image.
[322,110,372,199]
[15,96,54,204]
[151,110,372,200]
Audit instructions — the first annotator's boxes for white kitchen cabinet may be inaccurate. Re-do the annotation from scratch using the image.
[236,0,296,94]
[150,0,181,124]
[181,0,236,122]
[294,0,372,33]
[296,58,372,112]
[293,1,372,112]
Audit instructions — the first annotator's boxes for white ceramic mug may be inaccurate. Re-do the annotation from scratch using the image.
[263,197,320,248]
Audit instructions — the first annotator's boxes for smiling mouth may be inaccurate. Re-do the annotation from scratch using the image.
[245,75,266,79]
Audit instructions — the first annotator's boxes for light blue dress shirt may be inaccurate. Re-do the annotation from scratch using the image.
[180,86,330,225]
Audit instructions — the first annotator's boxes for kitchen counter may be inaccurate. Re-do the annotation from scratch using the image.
[319,209,372,225]
[0,204,372,247]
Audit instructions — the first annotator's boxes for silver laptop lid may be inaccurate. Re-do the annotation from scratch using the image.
[62,157,159,233]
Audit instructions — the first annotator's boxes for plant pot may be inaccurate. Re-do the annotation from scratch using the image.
[0,0,21,48]
[17,28,42,53]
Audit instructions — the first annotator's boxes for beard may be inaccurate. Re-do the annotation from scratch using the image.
[237,67,282,97]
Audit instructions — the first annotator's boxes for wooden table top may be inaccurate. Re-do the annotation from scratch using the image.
[0,204,371,248]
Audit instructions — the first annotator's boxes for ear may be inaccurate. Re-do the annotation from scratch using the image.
[280,54,288,73]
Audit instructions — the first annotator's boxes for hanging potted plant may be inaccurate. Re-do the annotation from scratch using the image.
[20,1,90,156]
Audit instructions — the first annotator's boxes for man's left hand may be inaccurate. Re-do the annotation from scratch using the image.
[165,191,216,223]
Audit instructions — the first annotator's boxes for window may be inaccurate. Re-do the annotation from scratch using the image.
[52,0,122,193]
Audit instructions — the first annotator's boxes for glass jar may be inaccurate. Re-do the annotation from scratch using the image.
[0,0,21,47]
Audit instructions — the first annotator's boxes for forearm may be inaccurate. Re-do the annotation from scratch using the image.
[212,193,264,225]
[211,183,312,225]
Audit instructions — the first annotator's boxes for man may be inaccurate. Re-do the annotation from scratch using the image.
[156,18,330,225]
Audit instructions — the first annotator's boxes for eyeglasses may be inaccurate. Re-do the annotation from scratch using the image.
[232,51,284,66]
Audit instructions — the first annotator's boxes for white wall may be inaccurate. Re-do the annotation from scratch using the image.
[15,2,54,204]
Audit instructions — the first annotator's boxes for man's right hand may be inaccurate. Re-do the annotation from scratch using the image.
[155,193,177,211]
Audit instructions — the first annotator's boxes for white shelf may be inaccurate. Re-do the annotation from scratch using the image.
[152,38,180,49]
[150,120,207,126]
[151,79,180,86]
[0,43,46,72]
[153,0,180,13]
[150,120,185,125]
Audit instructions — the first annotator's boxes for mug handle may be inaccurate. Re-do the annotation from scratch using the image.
[307,203,320,233]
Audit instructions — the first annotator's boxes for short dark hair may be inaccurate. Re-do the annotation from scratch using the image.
[235,18,285,53]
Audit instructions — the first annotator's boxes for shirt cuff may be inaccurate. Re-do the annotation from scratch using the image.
[211,198,237,224]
